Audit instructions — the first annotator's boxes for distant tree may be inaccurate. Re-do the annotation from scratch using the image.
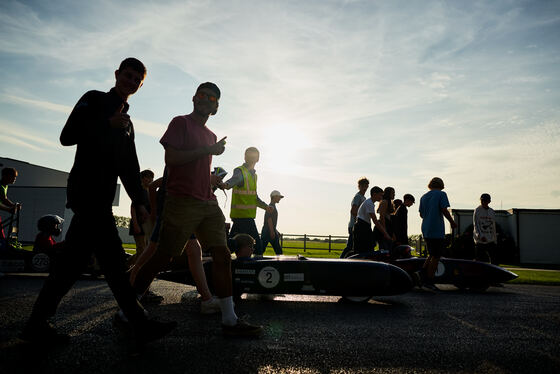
[113,215,130,228]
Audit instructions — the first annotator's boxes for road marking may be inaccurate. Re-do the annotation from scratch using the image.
[446,313,489,336]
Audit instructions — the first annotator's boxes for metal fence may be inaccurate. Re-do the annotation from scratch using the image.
[279,233,348,253]
[277,233,429,256]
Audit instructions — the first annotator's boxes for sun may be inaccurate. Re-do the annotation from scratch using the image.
[258,123,312,175]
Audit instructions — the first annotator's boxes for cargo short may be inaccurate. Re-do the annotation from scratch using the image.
[157,195,227,256]
[425,238,445,257]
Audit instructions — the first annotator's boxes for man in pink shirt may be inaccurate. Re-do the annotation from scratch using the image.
[132,82,263,337]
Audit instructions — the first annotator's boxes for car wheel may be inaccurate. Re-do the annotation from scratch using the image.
[342,296,371,303]
[30,252,51,272]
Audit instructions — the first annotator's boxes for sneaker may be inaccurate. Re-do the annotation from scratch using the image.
[200,297,221,315]
[140,290,164,304]
[112,312,133,337]
[423,283,440,292]
[20,320,70,344]
[222,318,263,338]
[411,271,422,287]
[135,319,177,343]
[114,313,177,343]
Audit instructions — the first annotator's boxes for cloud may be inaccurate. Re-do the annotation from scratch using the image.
[0,120,59,151]
[1,94,71,114]
[133,119,167,139]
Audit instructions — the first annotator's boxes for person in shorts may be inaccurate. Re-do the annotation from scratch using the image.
[131,82,263,337]
[417,177,457,290]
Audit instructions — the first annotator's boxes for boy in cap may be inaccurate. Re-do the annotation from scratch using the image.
[132,82,263,337]
[261,190,284,255]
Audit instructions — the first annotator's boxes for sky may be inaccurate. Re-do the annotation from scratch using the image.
[1,0,559,237]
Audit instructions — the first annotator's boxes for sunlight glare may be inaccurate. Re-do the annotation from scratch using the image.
[258,123,313,175]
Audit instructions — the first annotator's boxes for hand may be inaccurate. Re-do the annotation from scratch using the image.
[450,221,458,229]
[207,136,227,155]
[210,174,225,189]
[109,104,130,129]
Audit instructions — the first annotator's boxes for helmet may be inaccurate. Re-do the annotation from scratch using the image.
[37,215,64,236]
[392,245,413,259]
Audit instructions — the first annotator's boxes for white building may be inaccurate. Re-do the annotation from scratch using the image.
[452,208,560,265]
[0,157,133,244]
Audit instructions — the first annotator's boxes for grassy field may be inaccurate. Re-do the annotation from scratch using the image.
[506,269,560,285]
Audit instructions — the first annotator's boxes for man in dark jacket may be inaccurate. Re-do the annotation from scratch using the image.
[393,194,415,246]
[22,58,175,344]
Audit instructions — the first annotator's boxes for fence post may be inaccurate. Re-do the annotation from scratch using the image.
[280,233,283,249]
[328,235,332,252]
[303,234,307,252]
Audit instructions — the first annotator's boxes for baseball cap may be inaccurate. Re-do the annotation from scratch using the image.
[270,190,284,198]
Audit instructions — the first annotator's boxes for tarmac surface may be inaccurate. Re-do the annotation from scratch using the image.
[1,273,559,374]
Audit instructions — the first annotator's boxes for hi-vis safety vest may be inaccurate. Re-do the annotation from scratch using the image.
[230,165,257,218]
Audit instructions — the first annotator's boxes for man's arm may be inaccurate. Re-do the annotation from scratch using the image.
[222,168,244,190]
[350,204,359,217]
[118,127,148,224]
[442,208,458,229]
[267,217,276,239]
[257,196,271,211]
[370,213,391,240]
[148,177,163,223]
[377,200,388,225]
[60,91,108,146]
[164,137,226,166]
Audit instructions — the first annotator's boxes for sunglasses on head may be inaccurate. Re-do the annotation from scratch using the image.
[195,91,218,102]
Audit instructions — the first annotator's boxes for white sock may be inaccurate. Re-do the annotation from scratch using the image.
[218,297,238,326]
[201,297,214,305]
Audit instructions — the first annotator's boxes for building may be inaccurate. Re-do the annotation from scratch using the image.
[452,208,560,265]
[0,157,132,244]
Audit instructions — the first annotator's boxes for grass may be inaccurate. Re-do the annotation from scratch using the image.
[505,269,560,286]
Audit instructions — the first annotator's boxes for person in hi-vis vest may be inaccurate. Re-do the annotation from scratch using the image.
[221,147,272,257]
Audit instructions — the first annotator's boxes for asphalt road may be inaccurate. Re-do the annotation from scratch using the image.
[1,274,559,374]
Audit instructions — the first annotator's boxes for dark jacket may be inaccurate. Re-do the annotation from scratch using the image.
[60,88,146,212]
[393,205,409,244]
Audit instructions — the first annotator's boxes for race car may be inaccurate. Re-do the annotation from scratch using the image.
[157,255,414,302]
[346,246,518,291]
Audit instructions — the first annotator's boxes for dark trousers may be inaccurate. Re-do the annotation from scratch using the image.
[353,219,375,253]
[230,218,263,255]
[29,210,145,324]
[475,242,498,264]
[340,226,354,258]
[374,227,394,251]
[261,230,282,255]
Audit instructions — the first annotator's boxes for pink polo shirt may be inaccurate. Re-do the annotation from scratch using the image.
[160,114,217,201]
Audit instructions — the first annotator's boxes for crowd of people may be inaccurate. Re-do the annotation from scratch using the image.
[0,56,500,346]
[341,176,499,290]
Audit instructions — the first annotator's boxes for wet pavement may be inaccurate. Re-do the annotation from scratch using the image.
[1,273,559,374]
